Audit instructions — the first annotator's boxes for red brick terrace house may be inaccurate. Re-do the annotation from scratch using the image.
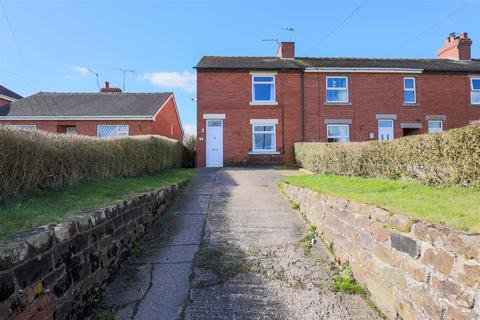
[0,85,22,106]
[0,82,184,141]
[195,32,480,167]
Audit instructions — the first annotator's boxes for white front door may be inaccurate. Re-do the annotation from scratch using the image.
[378,120,394,141]
[206,120,223,167]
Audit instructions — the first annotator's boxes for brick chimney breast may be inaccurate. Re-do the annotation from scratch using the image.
[100,81,122,93]
[277,42,295,59]
[437,32,472,61]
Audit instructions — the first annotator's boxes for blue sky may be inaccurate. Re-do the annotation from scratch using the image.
[1,0,479,135]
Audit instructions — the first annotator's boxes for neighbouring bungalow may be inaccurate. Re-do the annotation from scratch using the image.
[0,82,184,141]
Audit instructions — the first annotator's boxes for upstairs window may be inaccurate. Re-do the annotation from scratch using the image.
[252,75,275,103]
[428,120,443,133]
[97,125,129,137]
[471,78,480,105]
[326,77,348,103]
[404,77,416,104]
[252,124,276,152]
[327,124,349,142]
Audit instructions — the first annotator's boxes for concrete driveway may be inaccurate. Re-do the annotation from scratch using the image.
[94,168,381,320]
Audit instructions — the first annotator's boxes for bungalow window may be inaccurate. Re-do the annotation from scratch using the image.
[404,77,416,104]
[5,125,37,131]
[327,124,349,142]
[252,124,276,152]
[97,125,129,137]
[252,75,275,103]
[428,120,443,133]
[471,78,480,105]
[326,76,348,103]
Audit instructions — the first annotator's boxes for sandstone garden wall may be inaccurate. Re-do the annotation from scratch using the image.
[281,183,480,320]
[0,182,186,320]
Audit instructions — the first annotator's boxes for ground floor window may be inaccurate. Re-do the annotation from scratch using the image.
[97,125,129,137]
[252,124,276,152]
[4,124,37,131]
[326,124,349,142]
[428,120,443,133]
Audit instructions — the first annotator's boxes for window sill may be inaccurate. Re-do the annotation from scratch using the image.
[470,104,480,107]
[324,102,352,106]
[403,103,420,107]
[249,101,278,106]
[248,151,280,155]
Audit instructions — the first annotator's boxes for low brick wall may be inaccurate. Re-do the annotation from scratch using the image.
[0,182,185,320]
[281,183,480,320]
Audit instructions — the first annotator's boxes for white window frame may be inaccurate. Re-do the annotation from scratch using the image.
[251,123,276,153]
[326,124,350,143]
[96,125,129,137]
[5,124,37,131]
[428,120,443,133]
[471,77,480,105]
[404,77,416,104]
[326,76,349,103]
[251,74,276,104]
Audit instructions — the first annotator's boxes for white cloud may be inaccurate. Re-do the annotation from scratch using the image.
[140,71,196,93]
[71,66,90,75]
[183,123,197,136]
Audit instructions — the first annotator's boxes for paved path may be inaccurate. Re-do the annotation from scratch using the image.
[95,168,381,320]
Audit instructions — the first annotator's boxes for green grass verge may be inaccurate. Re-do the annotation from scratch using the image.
[0,168,194,242]
[283,175,480,232]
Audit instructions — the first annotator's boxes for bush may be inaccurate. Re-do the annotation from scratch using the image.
[295,124,480,188]
[0,127,192,202]
[183,134,197,151]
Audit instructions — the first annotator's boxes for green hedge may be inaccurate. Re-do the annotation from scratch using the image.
[0,127,193,202]
[295,124,480,188]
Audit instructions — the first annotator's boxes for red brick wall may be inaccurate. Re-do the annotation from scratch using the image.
[0,96,184,141]
[304,72,480,142]
[197,70,480,167]
[0,97,12,107]
[0,120,159,136]
[196,71,302,167]
[153,96,184,141]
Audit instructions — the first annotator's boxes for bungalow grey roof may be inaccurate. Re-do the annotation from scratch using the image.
[0,92,172,117]
[0,85,23,100]
[196,56,480,72]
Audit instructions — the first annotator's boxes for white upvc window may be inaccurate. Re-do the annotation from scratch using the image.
[96,125,129,137]
[326,76,349,103]
[428,120,443,133]
[326,124,349,142]
[252,124,276,152]
[251,74,276,103]
[5,124,37,131]
[471,78,480,105]
[404,77,416,104]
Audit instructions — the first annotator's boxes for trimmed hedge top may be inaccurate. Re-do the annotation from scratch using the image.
[0,127,193,202]
[295,124,480,188]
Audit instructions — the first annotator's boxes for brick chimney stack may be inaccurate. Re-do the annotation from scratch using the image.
[277,42,295,59]
[436,32,472,61]
[100,81,122,93]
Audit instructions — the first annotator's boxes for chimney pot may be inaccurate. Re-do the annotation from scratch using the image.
[100,81,122,93]
[437,32,472,61]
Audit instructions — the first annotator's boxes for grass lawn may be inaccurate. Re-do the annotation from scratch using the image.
[0,168,194,242]
[283,175,480,232]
